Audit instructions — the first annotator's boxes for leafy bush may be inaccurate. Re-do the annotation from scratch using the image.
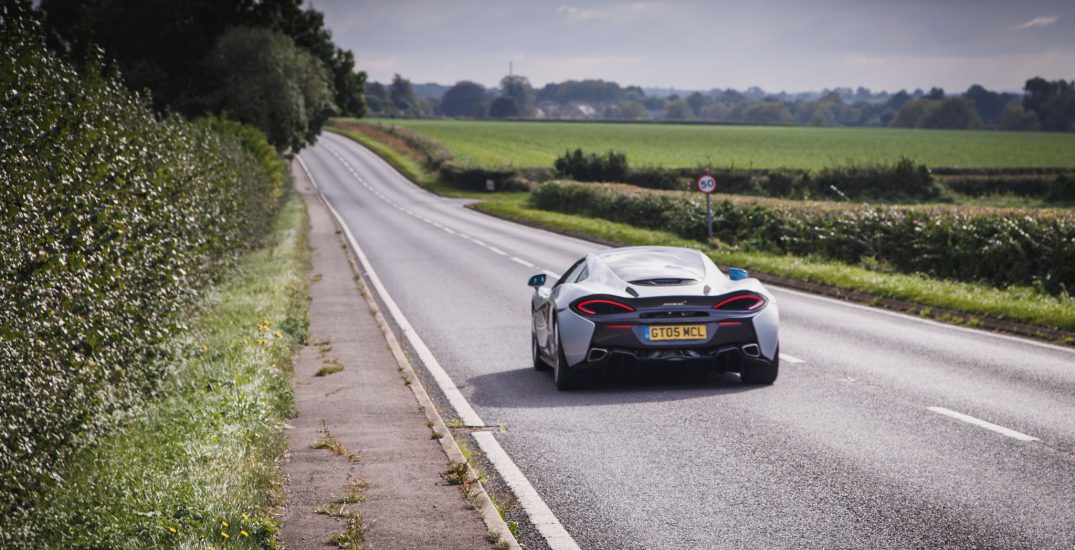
[554,148,628,182]
[1047,174,1075,202]
[0,8,281,527]
[943,174,1053,197]
[530,182,1075,294]
[812,157,941,201]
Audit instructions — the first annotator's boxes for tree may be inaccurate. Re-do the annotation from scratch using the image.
[919,97,982,129]
[742,102,792,124]
[365,82,388,114]
[328,48,367,117]
[963,84,1016,126]
[616,100,648,120]
[440,81,486,117]
[41,0,365,118]
[499,75,535,116]
[1024,77,1075,132]
[663,99,694,120]
[389,74,419,116]
[489,96,519,118]
[891,98,933,128]
[686,92,710,117]
[206,27,334,151]
[1000,104,1040,131]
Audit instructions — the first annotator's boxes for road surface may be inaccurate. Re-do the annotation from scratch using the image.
[300,132,1075,549]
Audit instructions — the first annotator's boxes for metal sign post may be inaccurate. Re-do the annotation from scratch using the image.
[696,173,718,239]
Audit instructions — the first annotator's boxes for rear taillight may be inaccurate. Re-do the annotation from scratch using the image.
[575,299,635,315]
[713,293,765,311]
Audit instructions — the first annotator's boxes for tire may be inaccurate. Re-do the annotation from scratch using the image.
[532,332,551,371]
[552,319,584,390]
[740,345,779,385]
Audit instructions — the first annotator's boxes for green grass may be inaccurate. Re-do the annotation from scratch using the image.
[327,121,1074,335]
[473,197,1075,333]
[27,193,310,548]
[366,118,1075,170]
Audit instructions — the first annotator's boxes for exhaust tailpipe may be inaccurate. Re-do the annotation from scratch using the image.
[587,348,609,362]
[741,343,761,358]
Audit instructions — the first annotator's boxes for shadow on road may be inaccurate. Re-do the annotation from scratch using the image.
[466,364,768,409]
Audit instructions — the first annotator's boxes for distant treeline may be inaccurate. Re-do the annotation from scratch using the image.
[366,74,1075,132]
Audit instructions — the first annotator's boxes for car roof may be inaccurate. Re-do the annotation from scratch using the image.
[594,246,707,285]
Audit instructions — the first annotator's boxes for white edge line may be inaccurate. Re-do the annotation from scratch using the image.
[774,285,1075,356]
[927,406,1039,442]
[780,353,805,364]
[297,154,485,428]
[473,431,582,550]
[300,152,582,550]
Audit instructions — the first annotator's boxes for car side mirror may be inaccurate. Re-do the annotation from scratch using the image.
[728,268,749,281]
[527,273,547,287]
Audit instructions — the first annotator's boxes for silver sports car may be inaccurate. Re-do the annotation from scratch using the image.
[528,246,779,390]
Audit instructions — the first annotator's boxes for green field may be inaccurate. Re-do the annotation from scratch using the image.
[368,118,1075,170]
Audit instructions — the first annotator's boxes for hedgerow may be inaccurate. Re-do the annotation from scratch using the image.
[0,7,282,528]
[530,182,1075,296]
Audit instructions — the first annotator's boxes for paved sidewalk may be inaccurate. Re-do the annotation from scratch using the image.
[280,161,491,549]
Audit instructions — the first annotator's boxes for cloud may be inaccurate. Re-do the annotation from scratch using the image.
[1015,16,1058,30]
[555,3,661,23]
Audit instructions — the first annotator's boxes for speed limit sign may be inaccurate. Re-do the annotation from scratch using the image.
[697,174,717,194]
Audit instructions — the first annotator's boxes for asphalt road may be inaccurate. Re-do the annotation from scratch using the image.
[301,132,1075,549]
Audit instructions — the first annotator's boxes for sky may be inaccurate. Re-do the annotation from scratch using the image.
[308,0,1075,94]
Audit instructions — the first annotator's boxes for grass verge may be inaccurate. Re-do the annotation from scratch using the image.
[328,122,1075,339]
[26,192,310,548]
[474,198,1075,337]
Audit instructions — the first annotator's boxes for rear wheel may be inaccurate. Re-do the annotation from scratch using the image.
[552,320,584,390]
[740,345,779,385]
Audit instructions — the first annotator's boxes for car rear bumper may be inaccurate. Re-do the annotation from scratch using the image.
[577,342,776,374]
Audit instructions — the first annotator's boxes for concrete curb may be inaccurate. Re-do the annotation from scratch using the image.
[300,160,521,550]
[466,202,1075,347]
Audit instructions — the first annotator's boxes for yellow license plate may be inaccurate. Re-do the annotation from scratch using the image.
[644,325,708,341]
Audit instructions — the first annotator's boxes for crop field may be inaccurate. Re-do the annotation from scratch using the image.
[368,118,1075,170]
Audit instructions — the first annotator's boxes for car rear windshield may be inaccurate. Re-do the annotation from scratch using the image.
[600,248,706,285]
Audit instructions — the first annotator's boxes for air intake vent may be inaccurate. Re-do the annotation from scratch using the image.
[640,311,709,319]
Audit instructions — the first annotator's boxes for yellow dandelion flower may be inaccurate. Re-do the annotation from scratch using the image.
[241,513,249,521]
[221,520,229,528]
[221,531,229,539]
[168,527,176,534]
[274,331,282,338]
[240,530,249,537]
[202,344,208,351]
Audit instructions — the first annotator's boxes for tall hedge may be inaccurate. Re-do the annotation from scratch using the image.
[531,182,1075,295]
[0,8,282,524]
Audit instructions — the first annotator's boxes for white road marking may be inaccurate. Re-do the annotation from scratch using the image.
[511,256,535,268]
[297,155,485,428]
[488,246,507,256]
[443,227,456,235]
[781,353,805,364]
[927,406,1039,442]
[545,271,562,280]
[473,431,582,550]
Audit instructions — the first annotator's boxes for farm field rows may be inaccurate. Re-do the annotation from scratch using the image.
[368,118,1075,170]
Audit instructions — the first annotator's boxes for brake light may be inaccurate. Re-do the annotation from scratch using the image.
[576,299,635,315]
[713,294,764,311]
